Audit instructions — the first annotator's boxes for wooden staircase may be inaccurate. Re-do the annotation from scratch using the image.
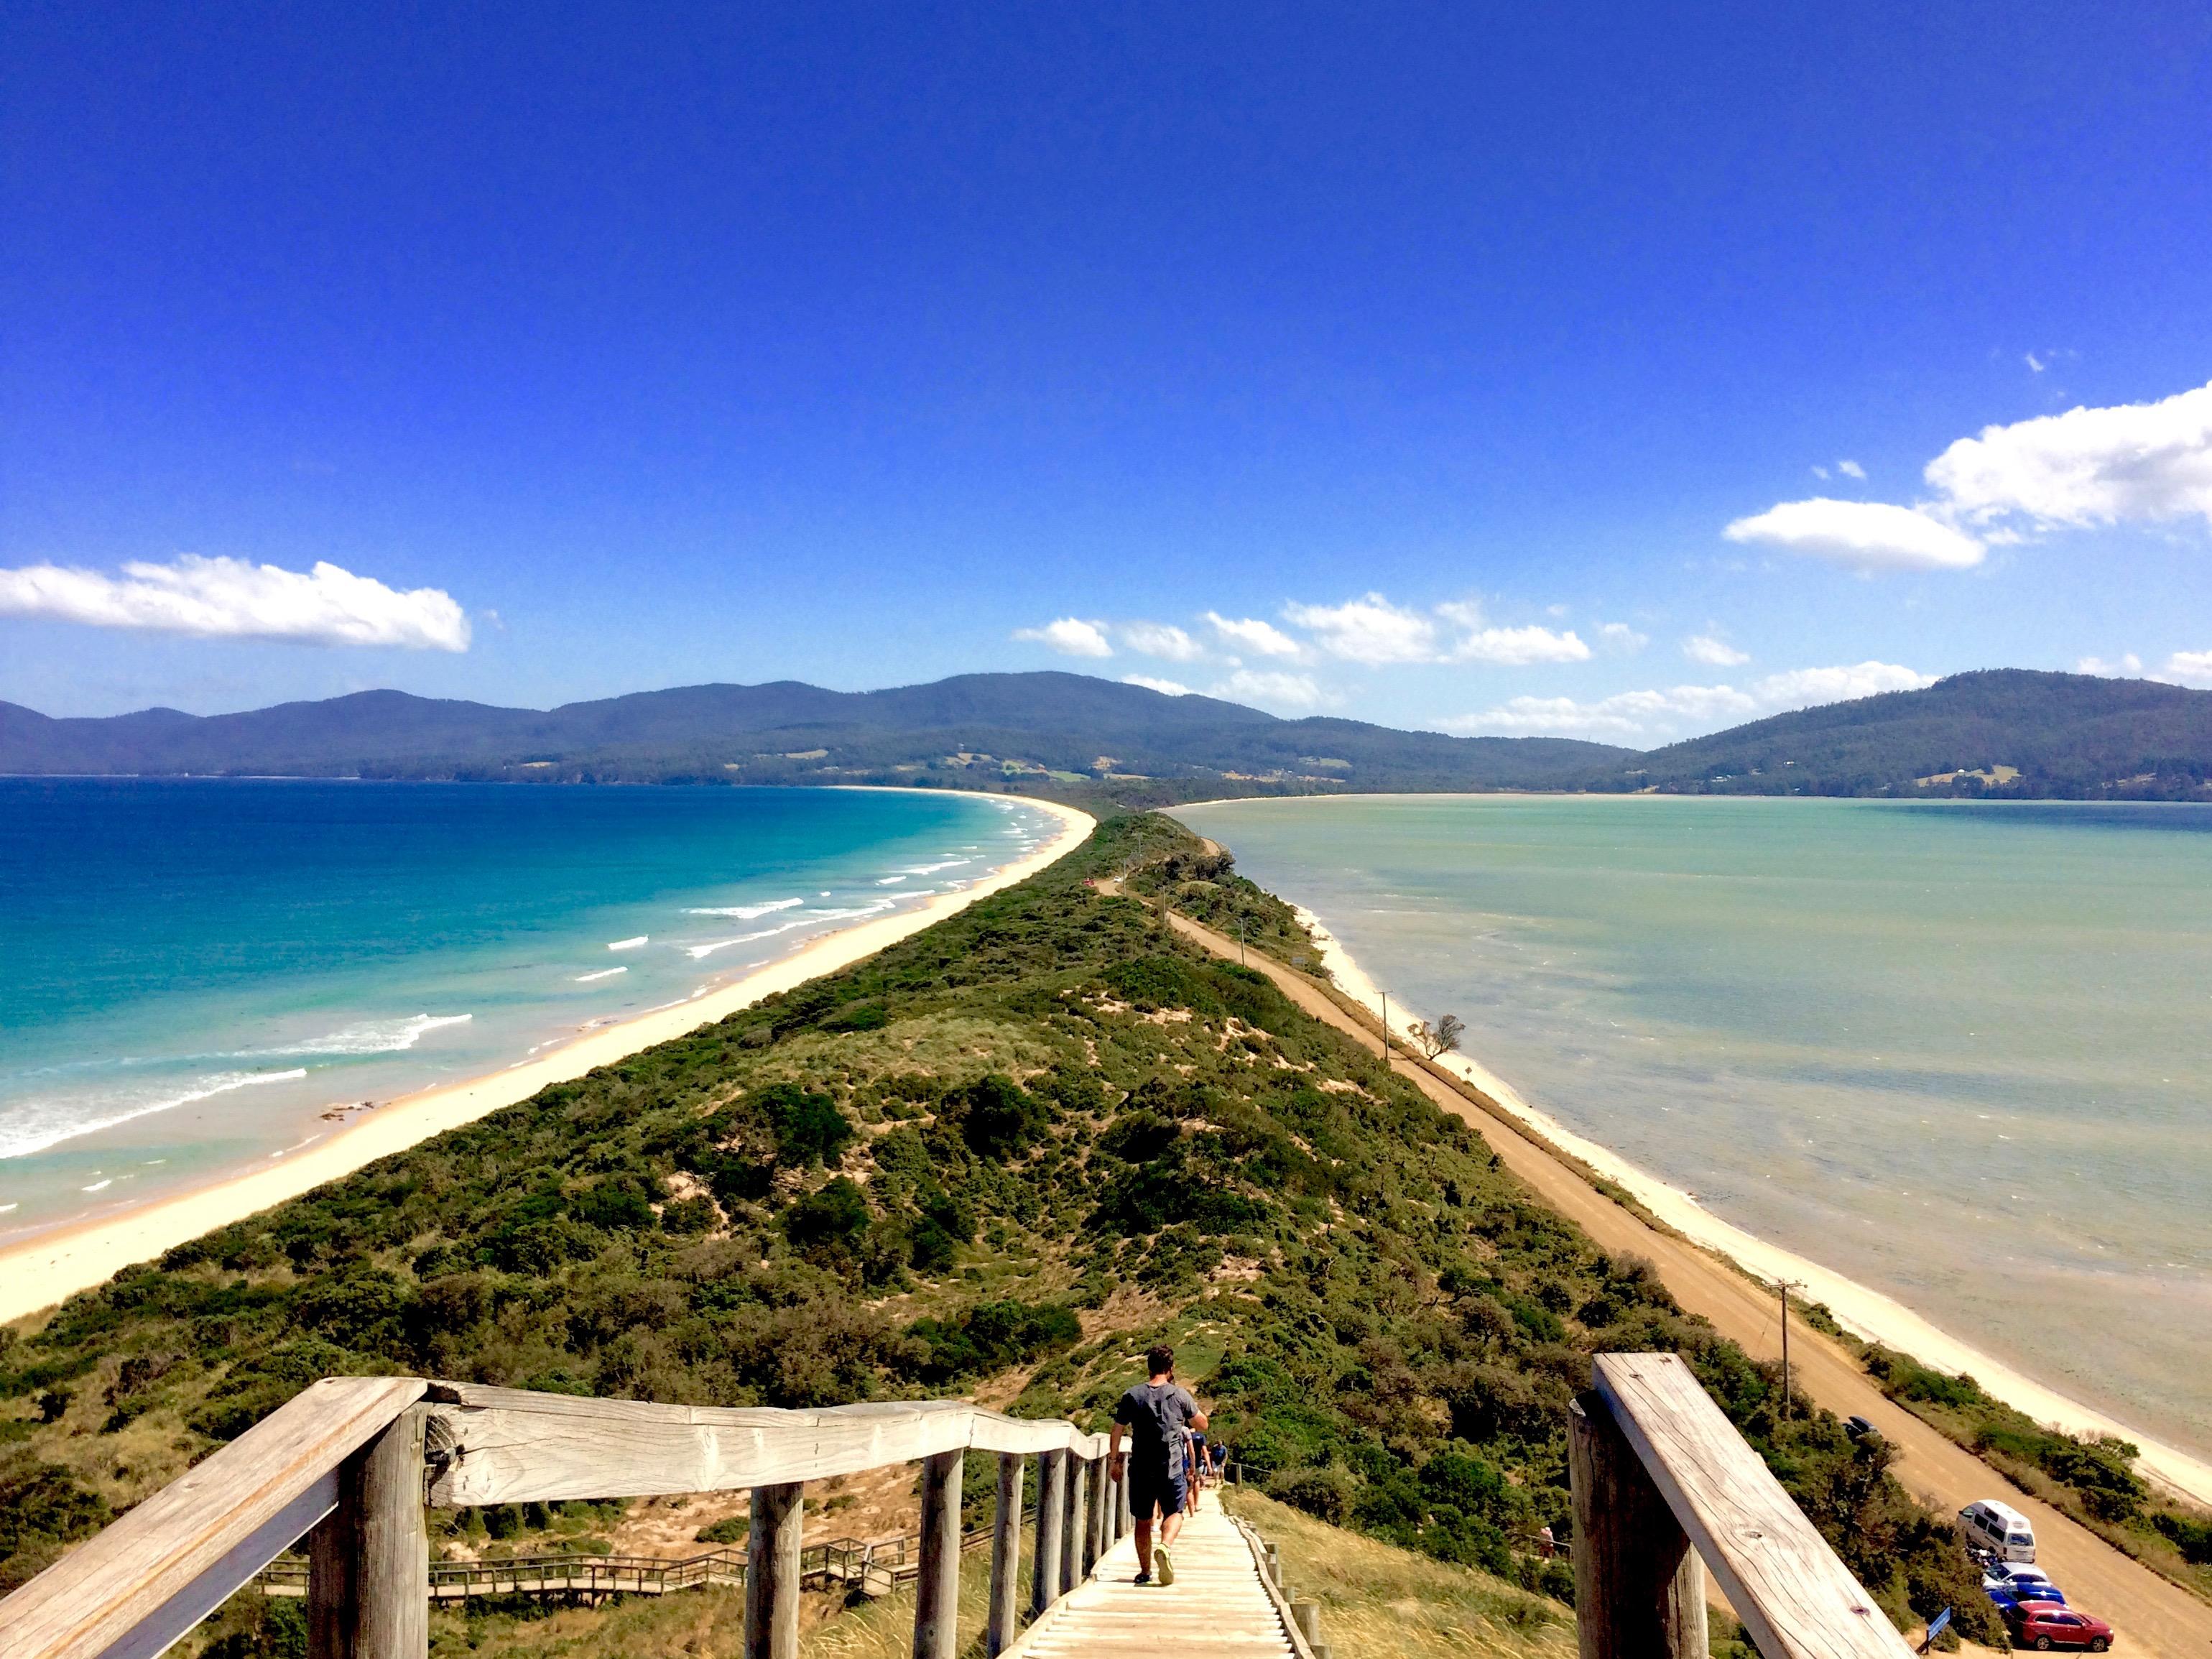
[1005,1489,1303,1659]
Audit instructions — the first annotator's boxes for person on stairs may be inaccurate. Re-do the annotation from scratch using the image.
[1109,1344,1208,1586]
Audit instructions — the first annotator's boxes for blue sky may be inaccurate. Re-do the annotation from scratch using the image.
[5,1,2211,743]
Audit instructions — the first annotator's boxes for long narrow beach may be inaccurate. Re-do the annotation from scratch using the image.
[0,792,1093,1323]
[1290,896,2212,1510]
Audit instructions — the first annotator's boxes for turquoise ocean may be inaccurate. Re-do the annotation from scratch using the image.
[1175,795,2212,1461]
[0,780,1055,1241]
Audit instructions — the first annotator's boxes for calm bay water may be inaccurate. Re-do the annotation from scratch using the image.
[0,780,1052,1239]
[1176,795,2212,1459]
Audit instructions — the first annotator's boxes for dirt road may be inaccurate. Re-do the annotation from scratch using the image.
[1161,905,2211,1658]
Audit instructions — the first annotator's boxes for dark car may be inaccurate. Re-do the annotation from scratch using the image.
[1843,1414,1880,1441]
[2008,1599,2112,1652]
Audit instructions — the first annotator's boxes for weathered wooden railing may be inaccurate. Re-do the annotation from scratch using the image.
[0,1377,1121,1659]
[253,1548,750,1602]
[1572,1353,1915,1659]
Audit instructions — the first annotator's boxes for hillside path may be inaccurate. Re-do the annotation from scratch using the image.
[1010,1488,1300,1658]
[1156,903,2211,1659]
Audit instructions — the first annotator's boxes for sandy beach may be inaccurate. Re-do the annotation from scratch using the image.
[0,791,1093,1326]
[1292,902,2212,1509]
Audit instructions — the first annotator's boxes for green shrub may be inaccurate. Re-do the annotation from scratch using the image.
[758,1083,853,1166]
[1269,1466,1354,1525]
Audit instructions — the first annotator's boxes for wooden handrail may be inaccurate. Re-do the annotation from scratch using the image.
[1576,1353,1915,1659]
[0,1376,425,1659]
[0,1377,1121,1659]
[417,1381,1110,1506]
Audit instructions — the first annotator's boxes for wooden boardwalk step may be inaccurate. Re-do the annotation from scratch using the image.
[1010,1490,1300,1659]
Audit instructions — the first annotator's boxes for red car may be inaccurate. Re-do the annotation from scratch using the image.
[2009,1600,2114,1652]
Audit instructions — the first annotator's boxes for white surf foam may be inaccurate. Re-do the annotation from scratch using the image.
[241,1014,473,1058]
[608,935,649,951]
[684,898,803,920]
[573,967,629,983]
[685,918,818,959]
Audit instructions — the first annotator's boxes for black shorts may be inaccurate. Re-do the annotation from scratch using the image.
[1128,1459,1187,1521]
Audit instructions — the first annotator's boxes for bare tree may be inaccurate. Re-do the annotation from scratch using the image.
[1409,1014,1466,1059]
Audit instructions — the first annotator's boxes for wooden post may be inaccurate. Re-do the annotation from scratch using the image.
[913,1450,963,1659]
[1093,1462,1111,1563]
[1029,1450,1065,1618]
[1119,1461,1133,1535]
[1569,1395,1708,1659]
[986,1452,1025,1656]
[309,1404,428,1659]
[744,1482,805,1659]
[1062,1456,1089,1595]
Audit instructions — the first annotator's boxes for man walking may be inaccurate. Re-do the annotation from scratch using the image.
[1109,1344,1208,1586]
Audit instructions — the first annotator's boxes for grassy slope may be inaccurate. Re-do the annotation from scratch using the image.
[1224,1486,1575,1659]
[3,814,2002,1652]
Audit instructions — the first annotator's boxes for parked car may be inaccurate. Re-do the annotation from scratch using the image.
[1960,1497,2037,1561]
[1989,1579,2070,1617]
[1984,1563,2064,1602]
[2007,1599,2111,1651]
[1843,1414,1880,1441]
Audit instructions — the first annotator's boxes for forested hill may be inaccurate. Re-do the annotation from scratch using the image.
[1616,670,2212,798]
[0,673,1624,794]
[0,815,2002,1650]
[8,667,2209,800]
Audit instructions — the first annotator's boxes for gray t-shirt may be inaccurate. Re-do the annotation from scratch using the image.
[1114,1380,1198,1473]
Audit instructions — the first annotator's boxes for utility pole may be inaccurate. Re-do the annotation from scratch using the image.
[1778,1280,1805,1422]
[1380,992,1389,1059]
[1236,917,1246,966]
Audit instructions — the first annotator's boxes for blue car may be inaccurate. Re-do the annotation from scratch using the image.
[1984,1564,2066,1615]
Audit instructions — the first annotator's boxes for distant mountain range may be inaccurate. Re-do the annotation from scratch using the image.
[5,667,2209,800]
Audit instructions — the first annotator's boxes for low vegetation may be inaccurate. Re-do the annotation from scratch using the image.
[4,813,2004,1650]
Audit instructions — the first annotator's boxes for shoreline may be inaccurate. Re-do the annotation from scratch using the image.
[1287,900,2212,1509]
[0,792,1094,1325]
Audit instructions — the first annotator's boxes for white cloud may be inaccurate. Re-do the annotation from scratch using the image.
[1121,673,1192,697]
[1836,459,1866,480]
[2156,652,2212,689]
[1212,668,1328,710]
[1683,632,1750,667]
[1012,616,1113,657]
[2026,352,2047,374]
[2076,653,2143,677]
[1202,611,1304,658]
[1734,379,2212,577]
[1451,623,1590,665]
[1723,498,1986,573]
[1596,621,1648,653]
[1924,379,2212,531]
[0,554,471,650]
[1282,593,1438,665]
[1440,661,1934,742]
[1432,599,1589,664]
[1449,683,1759,739]
[1751,662,1934,705]
[1119,621,1204,662]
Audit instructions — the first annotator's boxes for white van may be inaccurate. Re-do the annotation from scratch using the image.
[1959,1499,2036,1563]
